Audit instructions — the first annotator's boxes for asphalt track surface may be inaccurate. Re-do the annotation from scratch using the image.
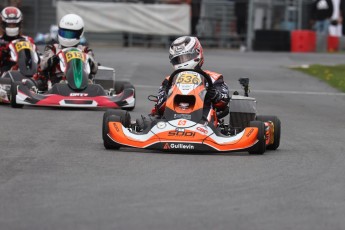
[1,46,345,230]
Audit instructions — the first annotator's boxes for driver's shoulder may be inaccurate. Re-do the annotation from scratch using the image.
[76,44,90,52]
[203,70,223,80]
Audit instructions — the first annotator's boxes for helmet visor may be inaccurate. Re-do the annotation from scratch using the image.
[58,27,83,39]
[3,22,21,28]
[170,52,199,66]
[6,23,18,28]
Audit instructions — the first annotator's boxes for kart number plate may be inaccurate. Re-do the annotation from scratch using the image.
[65,51,85,62]
[176,73,201,85]
[15,41,32,52]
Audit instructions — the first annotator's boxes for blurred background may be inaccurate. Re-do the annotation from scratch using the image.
[1,0,341,52]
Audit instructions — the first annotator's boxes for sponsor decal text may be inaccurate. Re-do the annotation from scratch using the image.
[70,93,88,97]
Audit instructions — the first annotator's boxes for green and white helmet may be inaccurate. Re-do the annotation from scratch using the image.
[58,14,84,47]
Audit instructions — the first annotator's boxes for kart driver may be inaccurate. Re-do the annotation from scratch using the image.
[151,36,230,120]
[0,6,36,75]
[39,13,97,90]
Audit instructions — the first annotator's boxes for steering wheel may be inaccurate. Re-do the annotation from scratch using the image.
[167,68,213,90]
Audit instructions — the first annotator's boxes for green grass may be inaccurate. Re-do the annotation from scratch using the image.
[292,64,345,92]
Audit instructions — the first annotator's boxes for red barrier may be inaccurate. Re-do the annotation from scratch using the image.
[327,36,339,52]
[291,30,316,52]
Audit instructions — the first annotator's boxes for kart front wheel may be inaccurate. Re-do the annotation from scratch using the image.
[10,82,24,108]
[103,109,131,127]
[102,109,131,150]
[256,115,281,150]
[248,121,266,155]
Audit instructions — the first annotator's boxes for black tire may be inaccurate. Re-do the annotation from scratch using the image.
[103,109,131,127]
[102,109,131,149]
[248,120,266,155]
[114,81,131,94]
[115,81,136,111]
[10,82,24,108]
[0,78,12,102]
[256,115,281,150]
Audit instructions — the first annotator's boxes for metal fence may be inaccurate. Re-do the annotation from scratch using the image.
[197,0,237,48]
[246,0,315,50]
[2,0,317,49]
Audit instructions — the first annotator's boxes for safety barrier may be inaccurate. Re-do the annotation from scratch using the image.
[13,0,345,51]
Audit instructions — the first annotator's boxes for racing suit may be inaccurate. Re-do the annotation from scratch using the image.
[39,43,98,89]
[0,34,35,75]
[152,69,230,119]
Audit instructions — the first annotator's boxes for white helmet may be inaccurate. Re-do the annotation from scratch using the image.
[1,6,23,37]
[58,14,84,47]
[169,36,204,70]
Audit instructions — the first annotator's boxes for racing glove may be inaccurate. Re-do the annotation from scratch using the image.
[155,86,168,115]
[83,46,93,55]
[206,86,221,103]
[47,55,59,69]
[156,90,167,108]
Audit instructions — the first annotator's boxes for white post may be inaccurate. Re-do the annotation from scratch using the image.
[246,0,255,51]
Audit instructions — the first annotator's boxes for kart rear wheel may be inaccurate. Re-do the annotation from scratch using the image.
[115,81,136,111]
[248,121,266,155]
[102,109,131,149]
[10,82,24,108]
[256,115,281,150]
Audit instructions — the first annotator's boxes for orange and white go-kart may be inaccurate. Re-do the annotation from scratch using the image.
[102,69,280,154]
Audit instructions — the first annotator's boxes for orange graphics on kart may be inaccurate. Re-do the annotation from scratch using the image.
[103,69,281,154]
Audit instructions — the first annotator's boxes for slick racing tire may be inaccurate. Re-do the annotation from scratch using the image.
[248,121,266,155]
[115,81,136,111]
[10,82,24,108]
[102,109,131,149]
[256,115,281,150]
